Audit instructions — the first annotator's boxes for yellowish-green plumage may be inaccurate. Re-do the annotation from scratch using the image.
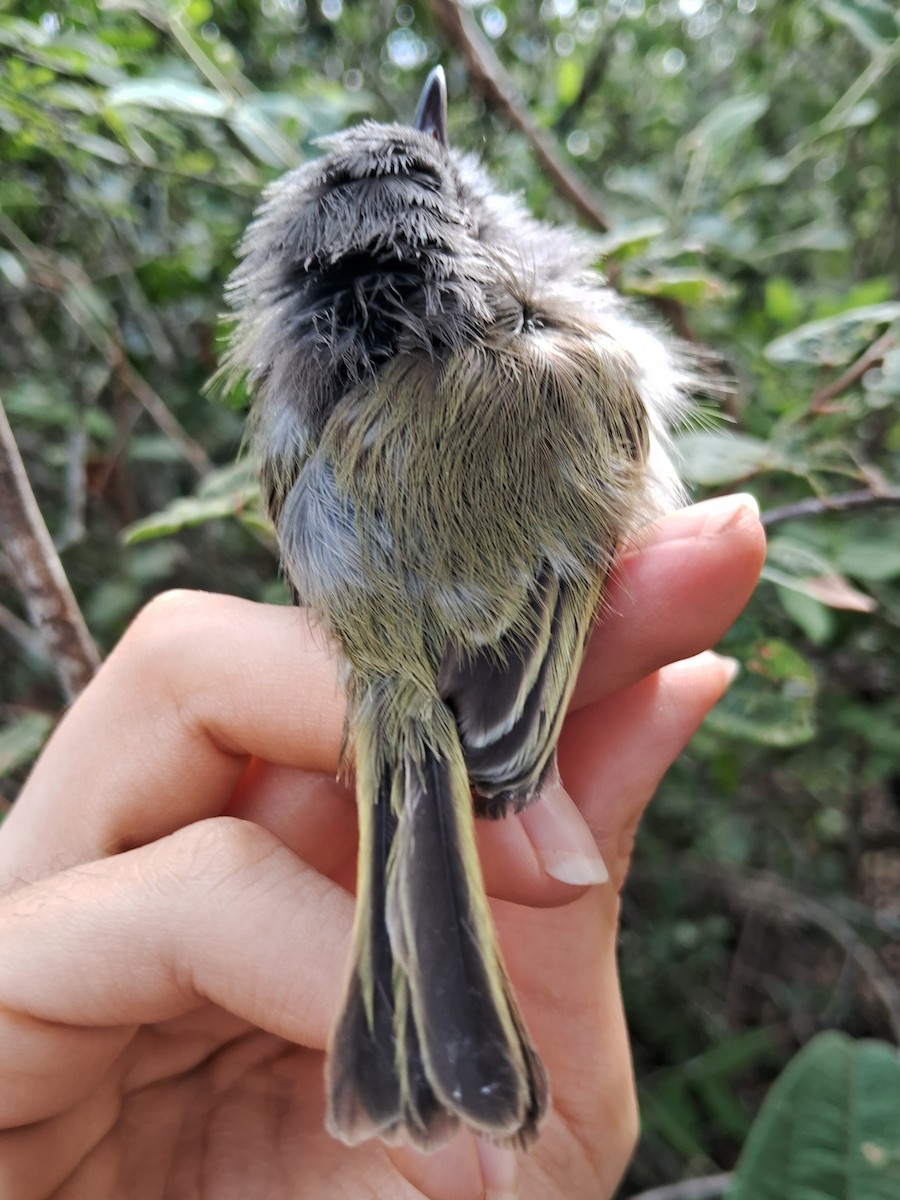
[222,67,691,1149]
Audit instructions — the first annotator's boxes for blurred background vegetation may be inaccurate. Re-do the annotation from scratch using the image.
[1,0,899,1195]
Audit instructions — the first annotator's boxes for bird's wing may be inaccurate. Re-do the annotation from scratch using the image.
[437,566,602,814]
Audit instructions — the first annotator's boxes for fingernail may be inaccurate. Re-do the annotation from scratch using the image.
[657,493,760,543]
[477,1136,519,1200]
[518,769,609,886]
[716,653,741,685]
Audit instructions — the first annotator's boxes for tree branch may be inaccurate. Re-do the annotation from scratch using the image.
[810,330,894,412]
[0,396,100,700]
[428,0,610,231]
[625,1174,733,1200]
[761,486,900,527]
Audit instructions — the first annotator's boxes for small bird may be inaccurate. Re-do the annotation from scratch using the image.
[222,66,690,1150]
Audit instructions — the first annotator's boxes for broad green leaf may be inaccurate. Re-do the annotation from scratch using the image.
[819,0,900,49]
[674,431,782,486]
[626,269,727,306]
[776,586,836,644]
[122,461,264,544]
[764,304,900,366]
[704,639,817,747]
[728,1033,900,1200]
[757,222,850,260]
[826,97,880,130]
[835,533,900,581]
[764,536,876,612]
[68,130,130,165]
[105,78,229,118]
[595,219,667,260]
[687,94,769,153]
[0,712,54,778]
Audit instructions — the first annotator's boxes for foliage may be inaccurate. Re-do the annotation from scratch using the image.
[728,1032,900,1200]
[1,0,899,1194]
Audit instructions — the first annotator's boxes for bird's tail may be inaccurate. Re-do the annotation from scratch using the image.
[325,688,547,1149]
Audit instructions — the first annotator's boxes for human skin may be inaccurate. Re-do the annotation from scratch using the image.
[0,493,765,1200]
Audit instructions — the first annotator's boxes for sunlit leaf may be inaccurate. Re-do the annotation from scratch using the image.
[819,0,900,49]
[687,94,769,153]
[105,78,229,118]
[675,431,786,486]
[764,304,900,366]
[626,269,727,305]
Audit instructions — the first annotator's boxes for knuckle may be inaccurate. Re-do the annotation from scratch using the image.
[161,817,285,891]
[124,589,214,654]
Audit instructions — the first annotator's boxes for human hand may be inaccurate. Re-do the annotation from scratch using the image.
[0,493,765,1200]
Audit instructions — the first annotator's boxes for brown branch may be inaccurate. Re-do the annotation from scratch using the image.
[0,396,100,700]
[625,1175,733,1200]
[761,486,900,527]
[428,0,610,231]
[810,331,894,412]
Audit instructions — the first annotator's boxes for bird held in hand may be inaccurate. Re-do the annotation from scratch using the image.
[221,66,691,1151]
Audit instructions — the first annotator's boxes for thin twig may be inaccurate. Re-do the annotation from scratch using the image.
[810,331,895,412]
[0,397,100,700]
[0,601,48,664]
[625,1174,733,1200]
[761,486,900,527]
[695,866,900,1043]
[429,0,610,231]
[107,341,213,477]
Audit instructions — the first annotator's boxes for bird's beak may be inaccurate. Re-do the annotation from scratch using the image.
[414,65,449,147]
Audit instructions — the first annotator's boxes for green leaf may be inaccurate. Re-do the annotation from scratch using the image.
[764,304,900,366]
[105,78,229,119]
[764,536,876,612]
[705,639,817,747]
[819,0,900,49]
[556,57,583,106]
[0,711,54,778]
[687,94,769,153]
[728,1033,900,1200]
[122,461,263,544]
[835,533,900,581]
[594,218,667,260]
[674,431,783,486]
[765,277,806,325]
[775,585,836,644]
[626,268,727,305]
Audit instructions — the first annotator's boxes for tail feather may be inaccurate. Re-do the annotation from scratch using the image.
[326,697,548,1148]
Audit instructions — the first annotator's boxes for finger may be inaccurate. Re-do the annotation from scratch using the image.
[476,650,737,905]
[0,817,350,1126]
[0,594,344,886]
[562,650,739,888]
[574,492,764,706]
